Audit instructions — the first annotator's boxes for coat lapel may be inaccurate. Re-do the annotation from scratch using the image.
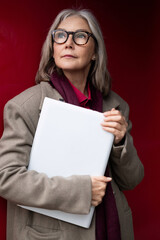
[39,81,64,112]
[103,91,120,112]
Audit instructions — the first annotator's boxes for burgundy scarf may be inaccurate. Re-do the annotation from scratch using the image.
[50,71,121,240]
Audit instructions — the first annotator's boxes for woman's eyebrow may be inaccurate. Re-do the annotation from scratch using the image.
[56,28,89,32]
[56,28,66,31]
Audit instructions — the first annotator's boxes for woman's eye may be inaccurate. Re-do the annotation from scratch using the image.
[57,32,66,38]
[75,33,87,39]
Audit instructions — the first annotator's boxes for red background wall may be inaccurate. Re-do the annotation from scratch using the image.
[0,0,160,239]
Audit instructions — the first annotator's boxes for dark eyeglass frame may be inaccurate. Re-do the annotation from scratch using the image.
[52,29,96,45]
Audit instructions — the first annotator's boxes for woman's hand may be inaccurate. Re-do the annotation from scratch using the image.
[91,176,112,206]
[101,108,128,145]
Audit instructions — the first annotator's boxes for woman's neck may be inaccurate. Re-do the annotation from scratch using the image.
[63,70,88,96]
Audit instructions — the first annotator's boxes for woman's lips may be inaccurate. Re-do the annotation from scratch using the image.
[62,55,77,58]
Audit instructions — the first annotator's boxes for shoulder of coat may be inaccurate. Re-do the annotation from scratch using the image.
[6,81,63,114]
[8,83,41,106]
[7,81,56,107]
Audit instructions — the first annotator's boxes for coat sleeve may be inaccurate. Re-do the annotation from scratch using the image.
[0,100,92,214]
[110,101,144,191]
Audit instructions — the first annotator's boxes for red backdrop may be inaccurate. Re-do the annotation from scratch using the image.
[0,1,160,239]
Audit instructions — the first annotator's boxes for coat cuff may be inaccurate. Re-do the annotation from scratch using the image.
[111,136,126,158]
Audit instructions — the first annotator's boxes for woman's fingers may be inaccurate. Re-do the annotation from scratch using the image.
[101,109,128,144]
[91,176,112,206]
[103,109,127,127]
[92,176,112,182]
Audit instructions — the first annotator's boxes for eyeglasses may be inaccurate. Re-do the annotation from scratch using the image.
[52,29,96,45]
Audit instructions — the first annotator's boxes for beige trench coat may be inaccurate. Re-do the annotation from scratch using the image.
[0,81,144,240]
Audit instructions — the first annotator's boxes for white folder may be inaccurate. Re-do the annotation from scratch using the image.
[19,97,114,228]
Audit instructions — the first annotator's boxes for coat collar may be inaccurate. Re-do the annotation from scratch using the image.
[39,81,120,113]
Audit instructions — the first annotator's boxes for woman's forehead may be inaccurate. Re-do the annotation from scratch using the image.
[57,16,91,32]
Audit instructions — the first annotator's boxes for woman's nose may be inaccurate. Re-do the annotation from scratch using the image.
[65,35,74,48]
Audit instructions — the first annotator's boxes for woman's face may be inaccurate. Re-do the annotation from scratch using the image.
[53,16,95,76]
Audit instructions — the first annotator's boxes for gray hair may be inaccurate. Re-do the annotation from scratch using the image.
[35,9,111,95]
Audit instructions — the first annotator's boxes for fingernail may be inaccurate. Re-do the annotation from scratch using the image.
[107,177,112,181]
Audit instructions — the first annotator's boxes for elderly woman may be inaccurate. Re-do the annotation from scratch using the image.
[0,9,144,240]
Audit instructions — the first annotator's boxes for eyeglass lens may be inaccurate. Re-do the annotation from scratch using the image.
[53,30,90,45]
